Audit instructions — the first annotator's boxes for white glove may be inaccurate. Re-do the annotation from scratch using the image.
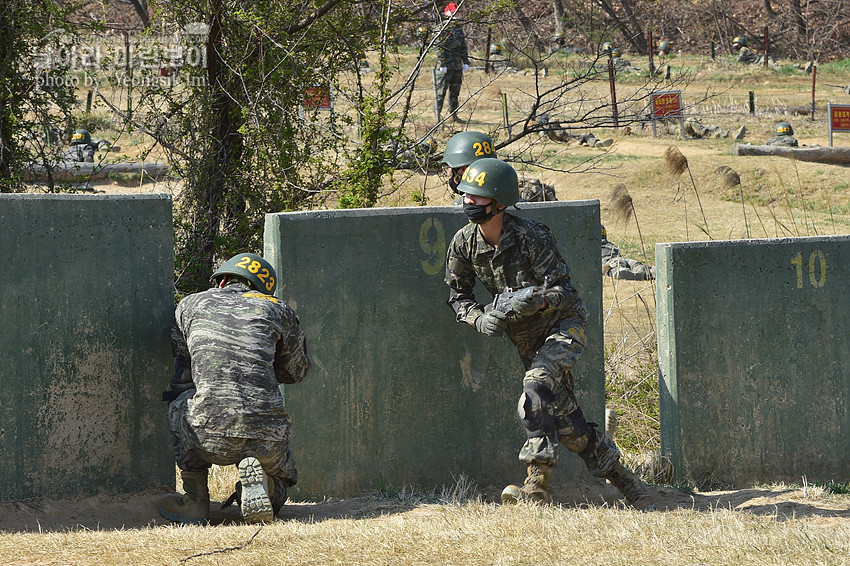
[462,64,469,72]
[439,66,447,73]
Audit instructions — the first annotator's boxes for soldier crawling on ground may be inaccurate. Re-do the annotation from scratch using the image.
[535,114,614,148]
[601,225,655,281]
[684,118,746,140]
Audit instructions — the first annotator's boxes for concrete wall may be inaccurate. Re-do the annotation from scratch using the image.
[265,202,603,500]
[657,236,850,487]
[0,194,175,499]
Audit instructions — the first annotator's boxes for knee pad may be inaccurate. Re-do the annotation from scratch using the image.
[556,408,593,452]
[518,382,555,438]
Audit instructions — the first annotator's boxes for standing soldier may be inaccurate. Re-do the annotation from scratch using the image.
[443,157,655,509]
[159,253,311,525]
[435,2,470,123]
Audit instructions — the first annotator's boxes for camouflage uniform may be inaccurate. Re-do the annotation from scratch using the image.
[765,134,798,147]
[737,46,760,64]
[62,143,96,162]
[601,227,655,281]
[167,281,310,501]
[435,21,470,118]
[445,213,589,466]
[684,117,730,139]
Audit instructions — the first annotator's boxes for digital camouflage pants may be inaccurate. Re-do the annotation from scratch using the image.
[168,389,298,488]
[515,314,588,466]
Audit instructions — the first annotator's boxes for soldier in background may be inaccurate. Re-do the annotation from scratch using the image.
[601,225,655,281]
[441,130,497,200]
[732,36,760,64]
[62,129,99,162]
[765,122,798,147]
[657,39,672,56]
[444,157,655,510]
[435,2,470,123]
[159,253,310,525]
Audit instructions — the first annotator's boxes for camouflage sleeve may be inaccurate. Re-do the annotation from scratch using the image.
[166,306,195,401]
[444,230,484,327]
[525,222,580,314]
[456,26,470,65]
[274,307,311,385]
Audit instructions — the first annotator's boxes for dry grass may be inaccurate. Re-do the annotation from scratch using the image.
[1,494,849,565]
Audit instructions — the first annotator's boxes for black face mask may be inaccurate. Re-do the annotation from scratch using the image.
[463,201,493,224]
[449,175,461,194]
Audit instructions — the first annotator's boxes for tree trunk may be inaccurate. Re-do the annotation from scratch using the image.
[790,0,807,42]
[552,0,566,36]
[513,5,544,53]
[732,143,850,165]
[127,0,151,28]
[596,0,646,54]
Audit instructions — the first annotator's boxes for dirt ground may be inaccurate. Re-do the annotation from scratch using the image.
[2,477,848,533]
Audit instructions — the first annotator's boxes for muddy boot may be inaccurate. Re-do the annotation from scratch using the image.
[501,464,553,505]
[158,470,210,525]
[607,461,656,511]
[238,457,275,523]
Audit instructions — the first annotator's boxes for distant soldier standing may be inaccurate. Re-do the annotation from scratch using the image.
[159,253,311,525]
[444,157,655,509]
[435,2,470,122]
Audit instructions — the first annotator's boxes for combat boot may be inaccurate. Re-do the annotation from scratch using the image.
[238,457,275,523]
[607,461,656,511]
[501,463,553,505]
[158,469,210,525]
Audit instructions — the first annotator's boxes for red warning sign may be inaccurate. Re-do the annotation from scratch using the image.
[830,104,850,132]
[303,84,333,110]
[651,91,682,118]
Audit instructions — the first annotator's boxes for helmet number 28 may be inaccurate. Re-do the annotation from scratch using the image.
[462,168,487,186]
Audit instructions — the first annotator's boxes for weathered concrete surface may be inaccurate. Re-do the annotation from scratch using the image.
[0,194,175,499]
[265,202,603,500]
[657,236,850,487]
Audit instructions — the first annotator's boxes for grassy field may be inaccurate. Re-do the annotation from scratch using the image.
[10,48,850,562]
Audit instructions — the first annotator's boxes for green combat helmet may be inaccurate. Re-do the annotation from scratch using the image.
[611,47,622,57]
[732,36,747,49]
[500,37,511,49]
[441,131,497,169]
[457,157,519,207]
[212,252,277,295]
[415,25,429,39]
[553,32,565,43]
[489,43,502,55]
[776,122,794,135]
[602,42,614,55]
[658,40,671,54]
[71,129,91,145]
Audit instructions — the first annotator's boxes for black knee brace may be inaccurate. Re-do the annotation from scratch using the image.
[518,382,555,438]
[556,408,595,452]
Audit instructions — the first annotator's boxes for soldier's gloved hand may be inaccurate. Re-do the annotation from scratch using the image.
[474,310,508,336]
[461,64,469,72]
[439,66,447,73]
[511,292,544,316]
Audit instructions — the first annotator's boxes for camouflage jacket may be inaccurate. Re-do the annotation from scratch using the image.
[436,22,470,70]
[170,282,310,440]
[445,213,587,356]
[765,134,798,147]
